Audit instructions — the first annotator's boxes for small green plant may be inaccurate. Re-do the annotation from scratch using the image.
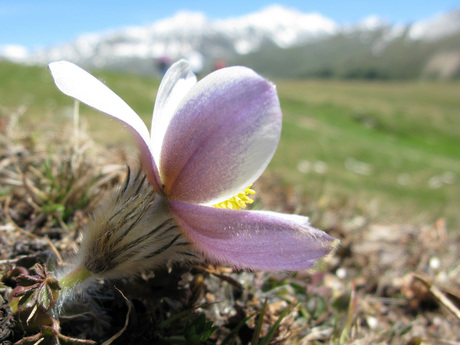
[183,314,218,345]
[22,151,100,225]
[2,262,96,345]
[221,298,296,345]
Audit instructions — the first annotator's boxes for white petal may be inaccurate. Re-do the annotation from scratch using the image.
[151,60,197,169]
[49,61,162,192]
[49,61,150,142]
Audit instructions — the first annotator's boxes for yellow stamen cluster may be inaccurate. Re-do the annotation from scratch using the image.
[213,186,256,210]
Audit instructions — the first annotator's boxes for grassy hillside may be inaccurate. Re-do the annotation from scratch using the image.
[273,79,460,228]
[1,60,459,228]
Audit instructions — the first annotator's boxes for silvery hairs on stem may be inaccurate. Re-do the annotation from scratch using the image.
[79,166,197,280]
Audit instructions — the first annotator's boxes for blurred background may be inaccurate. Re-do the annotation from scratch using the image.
[1,0,460,229]
[2,0,460,78]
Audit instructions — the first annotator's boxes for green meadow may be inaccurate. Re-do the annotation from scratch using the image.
[1,60,459,229]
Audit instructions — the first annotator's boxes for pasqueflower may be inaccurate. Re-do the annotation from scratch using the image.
[49,60,336,281]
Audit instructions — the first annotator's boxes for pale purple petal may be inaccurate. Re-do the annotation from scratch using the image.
[160,66,282,204]
[151,60,197,169]
[169,200,337,271]
[49,61,162,193]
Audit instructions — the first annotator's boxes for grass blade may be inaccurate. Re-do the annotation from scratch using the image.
[251,297,268,345]
[258,300,295,345]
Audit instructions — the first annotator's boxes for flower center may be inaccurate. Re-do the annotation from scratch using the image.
[213,186,255,210]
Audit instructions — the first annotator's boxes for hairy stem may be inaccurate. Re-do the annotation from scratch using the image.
[59,264,92,292]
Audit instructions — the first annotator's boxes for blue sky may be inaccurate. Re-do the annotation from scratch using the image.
[2,0,459,50]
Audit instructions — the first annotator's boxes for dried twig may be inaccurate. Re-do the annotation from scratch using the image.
[101,287,132,345]
[414,275,460,320]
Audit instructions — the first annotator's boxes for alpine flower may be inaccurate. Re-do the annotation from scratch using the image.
[48,60,336,282]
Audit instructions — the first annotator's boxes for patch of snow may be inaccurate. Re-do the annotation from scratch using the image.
[0,44,29,61]
[408,10,460,41]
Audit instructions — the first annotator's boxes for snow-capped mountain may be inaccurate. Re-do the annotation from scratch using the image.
[2,5,460,79]
[19,5,339,71]
[216,5,338,53]
[408,9,460,41]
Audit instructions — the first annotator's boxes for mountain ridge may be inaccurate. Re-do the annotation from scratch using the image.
[2,5,460,79]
